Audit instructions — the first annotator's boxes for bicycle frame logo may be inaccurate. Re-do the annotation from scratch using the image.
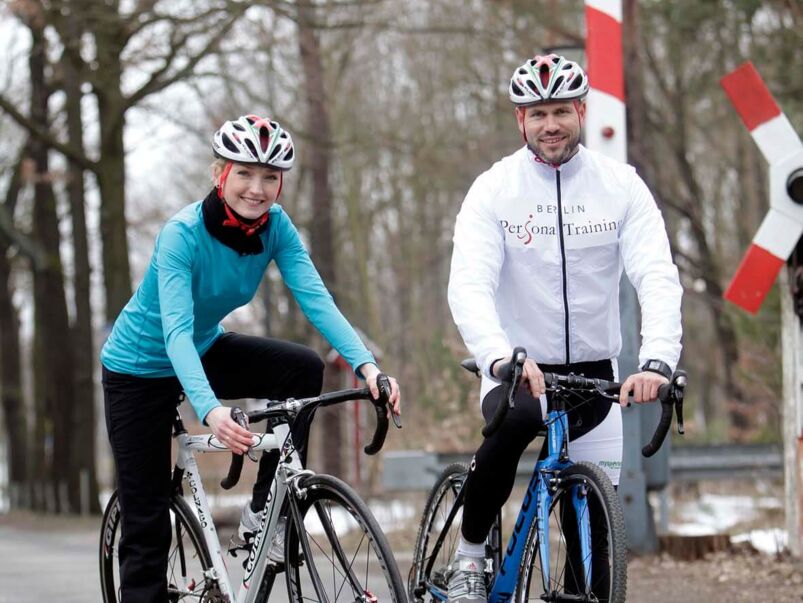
[186,471,209,529]
[243,487,274,580]
[488,410,581,603]
[103,502,120,557]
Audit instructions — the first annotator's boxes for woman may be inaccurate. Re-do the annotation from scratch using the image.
[100,114,401,603]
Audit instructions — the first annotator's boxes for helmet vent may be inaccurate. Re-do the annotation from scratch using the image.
[222,134,240,154]
[538,66,551,88]
[244,138,258,158]
[258,126,271,152]
[269,145,282,160]
[550,76,565,94]
[233,123,246,131]
[511,82,524,95]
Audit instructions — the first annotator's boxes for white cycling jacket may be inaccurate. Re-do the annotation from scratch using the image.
[448,144,682,378]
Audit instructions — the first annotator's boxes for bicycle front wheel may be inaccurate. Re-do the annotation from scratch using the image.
[284,473,406,603]
[517,461,627,603]
[99,491,215,602]
[408,462,501,603]
[408,463,467,602]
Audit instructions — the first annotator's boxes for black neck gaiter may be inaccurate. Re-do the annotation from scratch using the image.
[201,189,269,256]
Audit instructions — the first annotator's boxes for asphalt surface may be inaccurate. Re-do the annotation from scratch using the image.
[0,514,408,602]
[0,520,101,602]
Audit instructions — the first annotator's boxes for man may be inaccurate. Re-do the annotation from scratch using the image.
[446,54,682,602]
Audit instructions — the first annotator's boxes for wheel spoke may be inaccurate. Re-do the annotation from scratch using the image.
[100,494,212,603]
[287,475,404,603]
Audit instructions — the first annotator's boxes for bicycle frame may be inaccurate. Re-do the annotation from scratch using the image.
[175,418,300,603]
[488,406,592,603]
[421,402,594,603]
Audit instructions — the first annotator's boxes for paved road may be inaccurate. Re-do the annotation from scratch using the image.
[0,521,101,602]
[0,514,409,602]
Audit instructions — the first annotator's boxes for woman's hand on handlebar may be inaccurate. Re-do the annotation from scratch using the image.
[360,363,401,416]
[205,406,253,455]
[618,371,669,407]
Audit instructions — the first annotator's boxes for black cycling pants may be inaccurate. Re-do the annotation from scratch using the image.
[103,333,324,603]
[460,359,614,544]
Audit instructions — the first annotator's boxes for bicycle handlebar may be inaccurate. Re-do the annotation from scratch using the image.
[480,349,687,457]
[219,375,400,490]
[481,347,527,438]
[219,407,249,490]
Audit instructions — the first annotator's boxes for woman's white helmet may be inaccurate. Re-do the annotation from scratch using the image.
[212,114,295,170]
[509,54,589,105]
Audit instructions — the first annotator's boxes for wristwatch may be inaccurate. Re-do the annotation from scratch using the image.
[641,359,672,381]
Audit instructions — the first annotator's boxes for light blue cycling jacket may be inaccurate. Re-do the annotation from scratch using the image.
[101,201,374,422]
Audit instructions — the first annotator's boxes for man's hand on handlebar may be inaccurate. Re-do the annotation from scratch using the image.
[493,356,545,398]
[205,406,253,455]
[359,363,401,416]
[618,371,669,407]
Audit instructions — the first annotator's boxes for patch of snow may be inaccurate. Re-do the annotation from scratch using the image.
[732,528,787,555]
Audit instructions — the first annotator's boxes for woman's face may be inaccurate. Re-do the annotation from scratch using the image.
[217,163,282,219]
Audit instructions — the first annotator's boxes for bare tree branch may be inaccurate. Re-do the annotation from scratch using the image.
[0,94,96,172]
[0,152,47,269]
[125,8,247,108]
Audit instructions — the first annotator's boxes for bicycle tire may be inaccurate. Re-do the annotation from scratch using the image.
[408,463,501,603]
[284,473,406,603]
[99,490,215,602]
[516,461,627,603]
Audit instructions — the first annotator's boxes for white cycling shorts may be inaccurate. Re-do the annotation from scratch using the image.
[479,362,624,486]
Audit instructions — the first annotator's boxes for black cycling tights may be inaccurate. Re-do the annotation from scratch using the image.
[461,359,614,544]
[103,333,324,603]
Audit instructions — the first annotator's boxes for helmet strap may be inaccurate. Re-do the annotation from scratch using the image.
[216,161,233,198]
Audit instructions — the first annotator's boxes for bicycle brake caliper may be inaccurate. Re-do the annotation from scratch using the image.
[285,469,315,500]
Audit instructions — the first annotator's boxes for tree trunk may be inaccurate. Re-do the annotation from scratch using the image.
[296,4,343,477]
[27,13,77,513]
[92,0,132,324]
[0,160,29,509]
[62,22,101,513]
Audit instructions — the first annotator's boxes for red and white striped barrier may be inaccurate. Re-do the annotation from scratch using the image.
[585,0,626,162]
[721,62,803,313]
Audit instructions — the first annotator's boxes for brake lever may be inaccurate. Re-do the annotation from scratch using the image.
[231,407,257,462]
[377,373,402,429]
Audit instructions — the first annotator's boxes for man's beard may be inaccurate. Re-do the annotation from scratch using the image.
[528,130,581,165]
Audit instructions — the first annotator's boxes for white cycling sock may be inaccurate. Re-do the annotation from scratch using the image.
[456,536,486,559]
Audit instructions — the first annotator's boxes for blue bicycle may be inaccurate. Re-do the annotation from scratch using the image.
[408,347,686,603]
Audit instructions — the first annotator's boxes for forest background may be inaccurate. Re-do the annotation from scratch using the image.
[0,0,800,514]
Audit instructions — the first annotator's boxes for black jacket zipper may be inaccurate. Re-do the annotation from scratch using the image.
[555,169,570,364]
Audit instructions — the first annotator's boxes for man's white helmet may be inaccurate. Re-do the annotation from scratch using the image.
[509,54,589,105]
[212,114,295,170]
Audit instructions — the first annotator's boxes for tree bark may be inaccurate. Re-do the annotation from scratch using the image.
[0,160,29,509]
[61,13,101,513]
[296,3,342,477]
[91,1,133,324]
[27,9,78,512]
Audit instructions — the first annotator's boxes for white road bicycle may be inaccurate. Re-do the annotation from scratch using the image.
[99,377,405,603]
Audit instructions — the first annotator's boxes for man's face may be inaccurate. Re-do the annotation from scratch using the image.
[516,100,585,165]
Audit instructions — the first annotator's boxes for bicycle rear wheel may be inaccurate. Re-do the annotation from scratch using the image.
[284,473,406,603]
[99,491,215,602]
[517,461,627,603]
[408,463,501,603]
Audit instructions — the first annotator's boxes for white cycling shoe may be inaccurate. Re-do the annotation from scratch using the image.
[237,504,286,565]
[447,555,487,603]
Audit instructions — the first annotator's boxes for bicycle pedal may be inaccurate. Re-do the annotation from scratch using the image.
[227,537,253,558]
[431,569,448,590]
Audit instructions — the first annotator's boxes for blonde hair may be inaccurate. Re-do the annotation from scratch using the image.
[210,158,228,184]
